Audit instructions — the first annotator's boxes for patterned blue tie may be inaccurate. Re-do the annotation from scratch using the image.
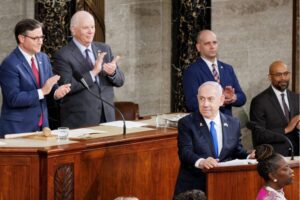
[210,121,219,158]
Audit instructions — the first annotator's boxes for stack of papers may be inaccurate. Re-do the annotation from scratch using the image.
[101,121,147,128]
[218,159,257,167]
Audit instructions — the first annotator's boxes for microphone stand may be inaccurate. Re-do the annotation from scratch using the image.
[247,121,294,160]
[73,71,126,135]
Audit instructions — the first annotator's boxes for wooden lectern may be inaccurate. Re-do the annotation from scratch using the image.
[204,159,299,200]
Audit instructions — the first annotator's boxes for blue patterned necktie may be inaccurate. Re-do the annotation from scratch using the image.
[210,121,219,158]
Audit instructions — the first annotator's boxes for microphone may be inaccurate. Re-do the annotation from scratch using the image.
[247,121,294,160]
[73,71,126,135]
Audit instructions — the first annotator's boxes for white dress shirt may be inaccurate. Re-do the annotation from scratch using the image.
[195,112,223,168]
[271,86,290,111]
[18,47,44,100]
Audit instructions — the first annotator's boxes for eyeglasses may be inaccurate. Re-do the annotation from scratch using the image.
[23,35,45,41]
[269,72,290,77]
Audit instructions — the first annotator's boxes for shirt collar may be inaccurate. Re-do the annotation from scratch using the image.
[201,56,217,68]
[203,112,221,127]
[18,46,35,66]
[271,85,287,97]
[72,38,92,55]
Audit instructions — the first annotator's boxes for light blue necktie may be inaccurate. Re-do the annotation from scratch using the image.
[210,121,219,158]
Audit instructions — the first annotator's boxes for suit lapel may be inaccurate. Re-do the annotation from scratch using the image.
[219,113,229,159]
[217,60,224,82]
[15,48,39,88]
[69,41,90,71]
[35,53,45,86]
[286,90,296,117]
[197,113,215,157]
[199,58,215,80]
[267,87,287,122]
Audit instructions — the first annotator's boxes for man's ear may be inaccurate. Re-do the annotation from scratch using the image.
[18,35,24,44]
[268,74,272,81]
[195,43,201,52]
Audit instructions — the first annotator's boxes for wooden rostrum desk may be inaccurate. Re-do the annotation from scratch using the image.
[204,158,300,200]
[0,125,180,200]
[1,122,299,200]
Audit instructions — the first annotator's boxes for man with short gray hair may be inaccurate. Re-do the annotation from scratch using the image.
[174,81,254,196]
[53,11,125,128]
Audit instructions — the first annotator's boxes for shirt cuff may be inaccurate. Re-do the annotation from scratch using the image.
[37,89,44,100]
[89,71,96,82]
[195,158,204,169]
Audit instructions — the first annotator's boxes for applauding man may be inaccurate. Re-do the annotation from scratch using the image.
[0,19,70,136]
[53,11,125,129]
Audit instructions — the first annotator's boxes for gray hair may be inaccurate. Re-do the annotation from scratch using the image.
[174,190,207,200]
[197,81,223,97]
[70,10,94,29]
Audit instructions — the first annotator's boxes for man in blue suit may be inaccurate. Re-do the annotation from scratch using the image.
[183,30,246,116]
[0,19,71,137]
[174,81,254,196]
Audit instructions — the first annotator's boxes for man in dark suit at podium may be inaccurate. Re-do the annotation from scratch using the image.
[174,81,254,196]
[250,60,300,156]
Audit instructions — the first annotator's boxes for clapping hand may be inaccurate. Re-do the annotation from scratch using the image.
[103,56,120,76]
[223,86,237,105]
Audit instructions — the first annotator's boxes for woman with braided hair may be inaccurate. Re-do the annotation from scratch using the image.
[255,144,294,200]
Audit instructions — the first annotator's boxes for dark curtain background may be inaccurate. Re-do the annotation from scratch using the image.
[35,0,76,129]
[171,0,211,112]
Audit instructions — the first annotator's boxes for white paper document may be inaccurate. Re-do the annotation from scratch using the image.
[101,121,147,128]
[52,128,106,138]
[218,159,257,167]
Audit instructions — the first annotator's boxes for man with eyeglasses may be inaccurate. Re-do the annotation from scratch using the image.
[250,60,300,156]
[0,19,71,137]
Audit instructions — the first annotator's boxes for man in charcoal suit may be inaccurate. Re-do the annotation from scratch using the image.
[250,60,300,156]
[53,11,125,129]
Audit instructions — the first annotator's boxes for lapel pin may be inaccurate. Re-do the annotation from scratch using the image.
[39,61,42,64]
[223,123,228,127]
[221,65,223,69]
[199,123,203,127]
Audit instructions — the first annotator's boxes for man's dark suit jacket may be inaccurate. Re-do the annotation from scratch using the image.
[250,86,300,156]
[53,40,125,129]
[174,111,248,196]
[0,47,57,136]
[183,58,246,116]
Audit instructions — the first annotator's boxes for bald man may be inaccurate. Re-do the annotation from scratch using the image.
[250,60,300,156]
[53,11,125,128]
[183,30,246,116]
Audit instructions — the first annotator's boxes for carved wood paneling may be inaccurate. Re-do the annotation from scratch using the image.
[35,0,75,60]
[171,0,211,112]
[54,164,74,200]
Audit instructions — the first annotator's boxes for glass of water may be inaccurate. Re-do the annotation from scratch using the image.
[57,127,69,140]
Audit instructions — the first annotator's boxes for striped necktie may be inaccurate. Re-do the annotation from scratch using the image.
[212,63,220,83]
[281,93,290,121]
